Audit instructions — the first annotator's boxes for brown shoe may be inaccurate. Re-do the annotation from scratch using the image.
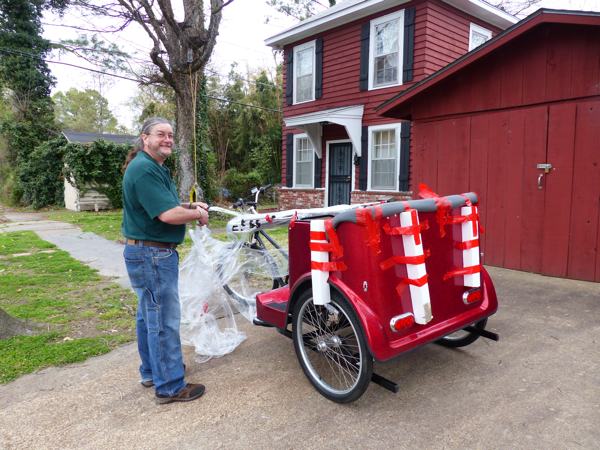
[155,383,205,404]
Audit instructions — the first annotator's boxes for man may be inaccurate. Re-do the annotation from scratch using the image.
[122,117,209,404]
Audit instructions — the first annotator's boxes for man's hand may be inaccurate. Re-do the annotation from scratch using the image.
[190,201,209,211]
[194,206,209,226]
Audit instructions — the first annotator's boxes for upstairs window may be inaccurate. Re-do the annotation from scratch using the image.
[294,136,314,188]
[293,41,316,104]
[369,10,404,90]
[368,124,400,191]
[469,23,492,51]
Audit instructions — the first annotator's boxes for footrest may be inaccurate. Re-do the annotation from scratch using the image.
[256,285,290,329]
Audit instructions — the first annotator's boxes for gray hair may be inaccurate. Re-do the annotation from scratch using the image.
[124,117,173,170]
[133,116,173,151]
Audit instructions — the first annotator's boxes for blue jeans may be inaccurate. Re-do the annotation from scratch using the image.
[124,244,185,396]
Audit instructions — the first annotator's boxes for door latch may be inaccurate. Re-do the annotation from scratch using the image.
[536,163,553,190]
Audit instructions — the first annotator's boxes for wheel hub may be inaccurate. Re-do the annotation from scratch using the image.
[316,339,328,352]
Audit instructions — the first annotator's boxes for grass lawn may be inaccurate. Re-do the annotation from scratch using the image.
[0,231,137,383]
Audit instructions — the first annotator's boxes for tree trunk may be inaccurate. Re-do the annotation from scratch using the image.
[0,307,40,339]
[173,73,201,201]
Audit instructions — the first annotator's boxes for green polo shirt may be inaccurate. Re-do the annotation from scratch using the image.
[121,151,185,244]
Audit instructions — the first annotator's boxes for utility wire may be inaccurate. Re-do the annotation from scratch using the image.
[0,47,282,113]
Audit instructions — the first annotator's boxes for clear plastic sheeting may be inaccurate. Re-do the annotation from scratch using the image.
[179,226,287,362]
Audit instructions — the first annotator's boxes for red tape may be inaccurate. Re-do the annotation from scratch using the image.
[379,254,427,270]
[382,219,429,245]
[311,261,348,272]
[455,239,479,250]
[310,231,327,241]
[324,219,344,259]
[394,274,429,296]
[442,265,481,281]
[310,242,334,252]
[356,206,383,254]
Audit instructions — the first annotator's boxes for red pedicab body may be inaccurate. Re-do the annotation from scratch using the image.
[256,193,498,401]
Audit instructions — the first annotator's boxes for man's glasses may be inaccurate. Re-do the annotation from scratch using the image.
[148,132,174,140]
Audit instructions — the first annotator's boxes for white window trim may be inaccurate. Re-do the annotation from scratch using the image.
[293,133,314,188]
[324,139,354,207]
[469,23,492,51]
[293,40,316,104]
[367,123,401,192]
[368,10,404,91]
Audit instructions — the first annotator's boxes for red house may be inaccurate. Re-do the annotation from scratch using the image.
[266,0,516,209]
[379,9,600,282]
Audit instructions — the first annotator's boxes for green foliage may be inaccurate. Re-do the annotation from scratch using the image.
[52,88,122,133]
[196,74,213,202]
[133,82,176,125]
[223,168,262,200]
[0,231,136,383]
[62,140,130,208]
[0,0,65,204]
[18,137,65,208]
[54,33,130,74]
[206,66,282,190]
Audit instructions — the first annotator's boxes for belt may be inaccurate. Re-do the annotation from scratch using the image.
[126,239,177,249]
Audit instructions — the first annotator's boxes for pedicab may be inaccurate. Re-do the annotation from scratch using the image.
[228,190,499,403]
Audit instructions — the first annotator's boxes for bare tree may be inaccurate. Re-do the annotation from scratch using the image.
[71,0,235,198]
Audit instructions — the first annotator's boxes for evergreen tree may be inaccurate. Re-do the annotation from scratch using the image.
[0,0,67,203]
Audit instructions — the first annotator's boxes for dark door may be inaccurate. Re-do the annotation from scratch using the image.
[328,142,352,206]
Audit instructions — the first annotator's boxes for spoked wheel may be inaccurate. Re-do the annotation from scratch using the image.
[219,241,286,307]
[292,289,373,403]
[435,318,488,348]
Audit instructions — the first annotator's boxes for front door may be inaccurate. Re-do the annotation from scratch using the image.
[328,142,352,206]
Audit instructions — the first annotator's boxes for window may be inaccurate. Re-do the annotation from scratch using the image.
[469,23,492,51]
[368,124,400,191]
[294,136,314,188]
[369,10,404,90]
[293,41,316,104]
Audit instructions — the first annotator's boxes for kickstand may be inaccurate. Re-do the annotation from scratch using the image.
[371,372,399,393]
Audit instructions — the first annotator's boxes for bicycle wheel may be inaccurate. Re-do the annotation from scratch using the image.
[292,289,373,403]
[218,240,286,308]
[435,319,488,348]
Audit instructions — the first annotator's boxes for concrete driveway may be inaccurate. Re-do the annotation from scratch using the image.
[1,265,598,449]
[0,210,598,449]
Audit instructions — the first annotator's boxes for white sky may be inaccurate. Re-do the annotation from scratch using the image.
[43,0,600,131]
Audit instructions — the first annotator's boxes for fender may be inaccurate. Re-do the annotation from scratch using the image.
[328,275,389,361]
[289,273,389,360]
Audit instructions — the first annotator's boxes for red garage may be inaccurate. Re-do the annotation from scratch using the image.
[379,9,600,282]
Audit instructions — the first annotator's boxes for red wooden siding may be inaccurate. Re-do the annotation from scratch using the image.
[409,98,600,282]
[409,25,600,120]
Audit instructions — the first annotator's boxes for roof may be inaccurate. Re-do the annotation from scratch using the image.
[62,131,136,145]
[377,9,600,118]
[265,0,517,48]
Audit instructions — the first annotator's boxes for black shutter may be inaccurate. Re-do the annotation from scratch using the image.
[399,122,411,191]
[286,133,294,187]
[314,155,322,188]
[359,126,368,190]
[285,50,294,106]
[359,23,370,91]
[403,7,415,83]
[315,37,323,99]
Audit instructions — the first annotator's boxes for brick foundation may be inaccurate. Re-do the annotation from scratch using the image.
[351,190,412,204]
[278,188,412,210]
[278,188,325,210]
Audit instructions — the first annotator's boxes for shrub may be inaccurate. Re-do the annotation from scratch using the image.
[223,168,262,200]
[18,138,66,209]
[63,140,130,209]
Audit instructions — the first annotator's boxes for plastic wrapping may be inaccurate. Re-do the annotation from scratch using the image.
[179,226,287,362]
